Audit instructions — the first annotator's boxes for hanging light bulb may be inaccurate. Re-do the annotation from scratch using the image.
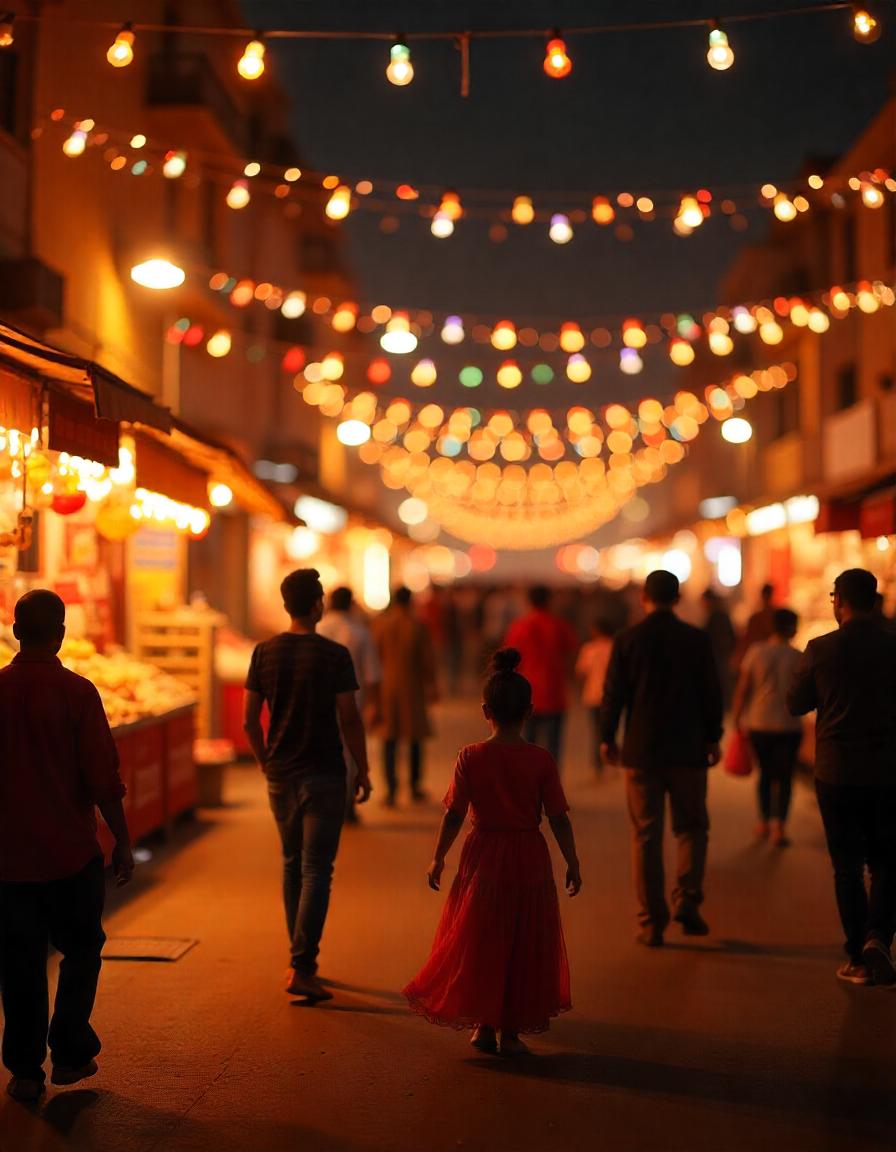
[773,192,797,222]
[491,321,517,351]
[107,22,135,67]
[411,359,438,387]
[0,13,13,47]
[226,179,251,210]
[386,40,414,85]
[238,36,266,80]
[566,354,592,383]
[549,213,573,244]
[669,338,696,366]
[677,195,704,229]
[325,184,352,220]
[441,315,465,345]
[860,180,885,208]
[496,360,523,389]
[438,190,463,221]
[162,150,188,179]
[559,323,585,353]
[380,312,418,354]
[543,32,572,78]
[62,125,88,158]
[706,24,734,70]
[591,196,615,225]
[512,196,535,225]
[431,211,454,238]
[852,5,882,41]
[622,319,647,349]
[620,348,643,375]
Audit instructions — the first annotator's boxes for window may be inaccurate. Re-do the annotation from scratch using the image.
[836,364,857,411]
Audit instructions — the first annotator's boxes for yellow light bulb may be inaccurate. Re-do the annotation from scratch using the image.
[325,185,352,221]
[852,6,881,42]
[512,196,535,225]
[386,41,414,86]
[706,27,734,71]
[238,38,266,80]
[0,14,14,47]
[107,24,135,67]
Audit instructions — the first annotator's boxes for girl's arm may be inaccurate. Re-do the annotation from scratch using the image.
[427,810,465,890]
[548,814,582,896]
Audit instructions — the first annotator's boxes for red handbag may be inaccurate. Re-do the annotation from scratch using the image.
[723,730,753,777]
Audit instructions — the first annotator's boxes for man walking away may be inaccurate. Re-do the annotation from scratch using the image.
[373,586,438,806]
[318,586,381,824]
[244,569,372,1002]
[505,585,579,765]
[787,568,896,987]
[601,571,723,947]
[0,590,133,1103]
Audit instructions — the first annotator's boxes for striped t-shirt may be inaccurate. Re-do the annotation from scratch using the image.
[245,632,358,780]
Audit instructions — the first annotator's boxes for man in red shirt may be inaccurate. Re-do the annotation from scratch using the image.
[505,585,579,764]
[0,591,133,1103]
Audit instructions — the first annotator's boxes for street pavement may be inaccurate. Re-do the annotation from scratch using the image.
[2,697,895,1152]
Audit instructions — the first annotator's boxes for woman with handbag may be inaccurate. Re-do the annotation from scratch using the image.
[731,608,803,846]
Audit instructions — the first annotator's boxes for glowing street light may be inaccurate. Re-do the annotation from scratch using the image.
[130,258,186,290]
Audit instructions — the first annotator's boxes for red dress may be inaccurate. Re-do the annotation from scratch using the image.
[403,740,572,1034]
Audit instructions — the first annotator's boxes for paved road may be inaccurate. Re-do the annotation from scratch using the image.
[2,699,895,1152]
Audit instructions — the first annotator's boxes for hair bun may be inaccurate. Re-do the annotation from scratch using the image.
[490,647,521,675]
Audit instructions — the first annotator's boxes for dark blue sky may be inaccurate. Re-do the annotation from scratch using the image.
[243,1,894,404]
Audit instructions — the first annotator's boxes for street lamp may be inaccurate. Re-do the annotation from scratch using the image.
[130,258,185,290]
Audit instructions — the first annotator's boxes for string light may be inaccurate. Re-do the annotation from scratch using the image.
[237,36,266,80]
[431,211,454,238]
[325,184,352,220]
[162,150,187,179]
[62,125,88,157]
[543,33,572,78]
[441,316,465,345]
[226,179,251,209]
[677,195,705,229]
[386,40,414,85]
[861,179,885,207]
[706,24,735,70]
[438,190,463,221]
[852,5,881,41]
[106,22,135,67]
[511,196,535,225]
[0,13,14,47]
[549,213,573,244]
[380,313,418,354]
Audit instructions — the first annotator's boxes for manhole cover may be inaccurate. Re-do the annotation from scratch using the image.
[103,936,198,962]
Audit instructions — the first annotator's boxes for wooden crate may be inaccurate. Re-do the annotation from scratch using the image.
[134,610,224,738]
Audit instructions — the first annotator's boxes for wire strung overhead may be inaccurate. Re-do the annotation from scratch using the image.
[0,4,887,94]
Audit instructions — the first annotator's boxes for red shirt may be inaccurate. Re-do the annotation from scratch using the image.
[0,651,125,882]
[444,740,569,831]
[505,609,579,714]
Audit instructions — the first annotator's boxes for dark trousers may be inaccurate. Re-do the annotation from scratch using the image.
[0,856,106,1083]
[750,730,801,822]
[383,739,422,799]
[524,712,565,764]
[625,768,709,930]
[267,776,346,973]
[815,780,896,961]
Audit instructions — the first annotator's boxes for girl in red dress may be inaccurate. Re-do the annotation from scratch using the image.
[403,648,581,1055]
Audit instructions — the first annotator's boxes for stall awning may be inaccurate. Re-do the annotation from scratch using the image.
[0,321,172,433]
[139,420,289,522]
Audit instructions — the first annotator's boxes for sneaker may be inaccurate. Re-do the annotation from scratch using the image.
[862,939,896,987]
[6,1076,45,1102]
[284,969,333,1001]
[635,925,664,948]
[674,908,710,936]
[51,1059,98,1086]
[836,960,872,985]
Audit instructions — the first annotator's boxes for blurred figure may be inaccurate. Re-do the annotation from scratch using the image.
[318,587,382,825]
[788,568,896,988]
[403,647,580,1056]
[872,592,896,634]
[0,591,133,1103]
[576,619,615,772]
[733,582,776,673]
[601,570,723,947]
[479,586,520,671]
[373,587,438,806]
[505,585,579,765]
[701,589,736,710]
[732,608,802,846]
[244,569,372,1002]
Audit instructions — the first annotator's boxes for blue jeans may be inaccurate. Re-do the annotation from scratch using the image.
[267,776,346,973]
[524,712,565,765]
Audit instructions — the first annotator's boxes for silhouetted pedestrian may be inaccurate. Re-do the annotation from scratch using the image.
[318,586,381,825]
[732,608,803,846]
[0,591,133,1103]
[787,568,896,987]
[505,585,579,765]
[403,648,580,1056]
[701,589,736,710]
[244,569,372,1002]
[576,619,615,772]
[372,586,438,806]
[601,570,723,947]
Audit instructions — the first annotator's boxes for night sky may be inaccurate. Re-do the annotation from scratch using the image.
[240,1,895,411]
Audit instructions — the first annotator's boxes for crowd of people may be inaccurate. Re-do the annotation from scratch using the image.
[1,564,895,1097]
